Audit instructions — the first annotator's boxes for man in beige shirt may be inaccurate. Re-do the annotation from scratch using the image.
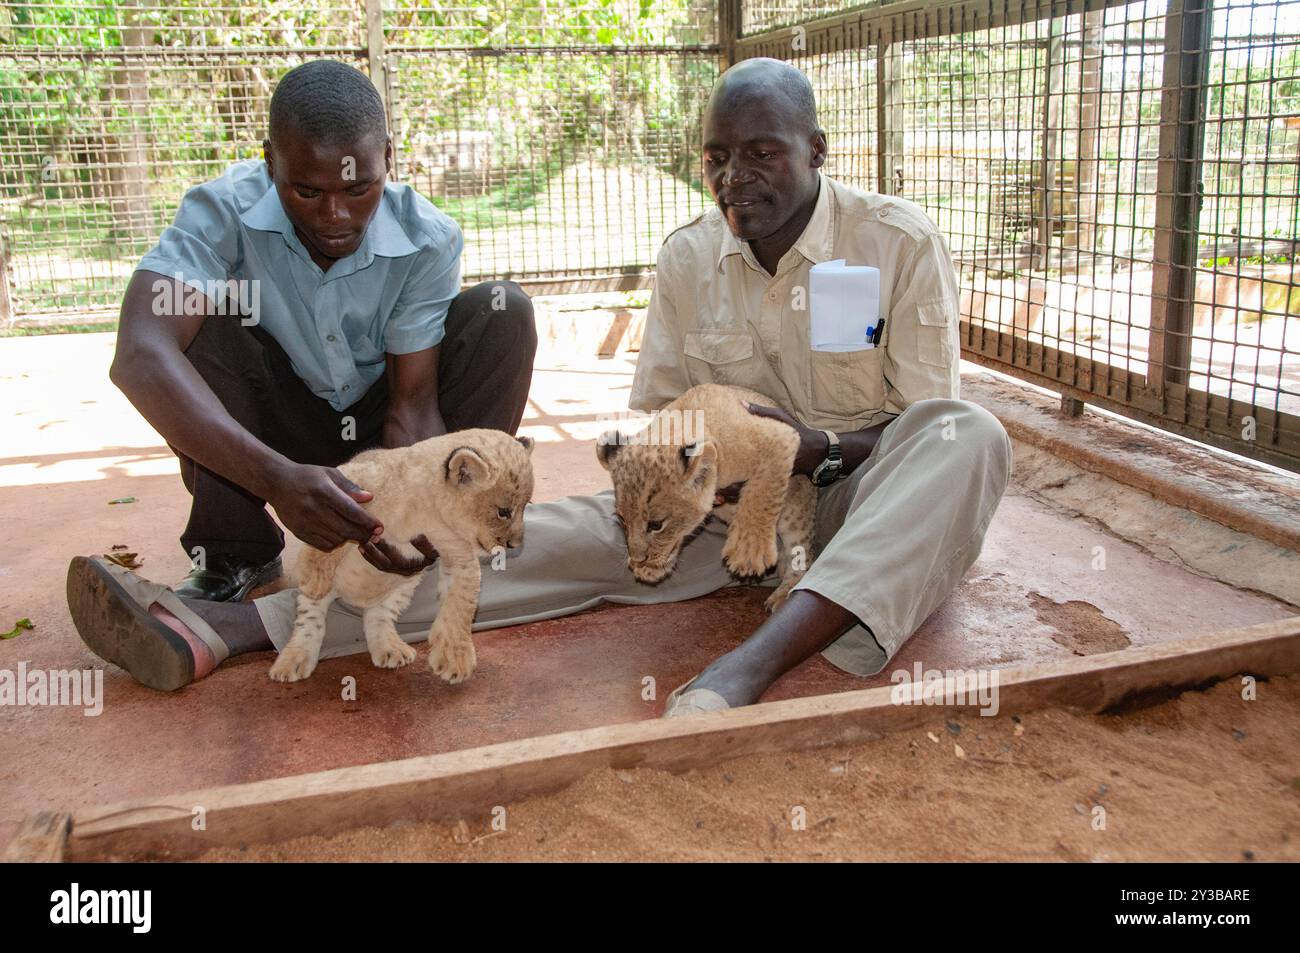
[68,59,1012,716]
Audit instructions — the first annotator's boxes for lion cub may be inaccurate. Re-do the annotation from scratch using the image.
[597,383,817,611]
[269,429,534,685]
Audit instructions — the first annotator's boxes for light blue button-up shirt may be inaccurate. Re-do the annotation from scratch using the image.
[136,159,463,411]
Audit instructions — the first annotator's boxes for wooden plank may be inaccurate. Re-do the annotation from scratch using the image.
[3,811,71,862]
[65,616,1300,861]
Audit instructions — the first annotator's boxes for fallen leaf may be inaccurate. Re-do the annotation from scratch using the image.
[108,497,136,505]
[103,551,142,569]
[1014,723,1025,737]
[954,744,966,759]
[110,544,129,551]
[1,618,34,640]
[926,731,940,743]
[451,819,472,844]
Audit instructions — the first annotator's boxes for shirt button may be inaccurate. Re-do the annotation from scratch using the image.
[342,384,350,392]
[768,291,777,301]
[327,334,336,342]
[880,206,892,218]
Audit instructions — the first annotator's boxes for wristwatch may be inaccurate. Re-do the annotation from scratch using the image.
[810,430,843,487]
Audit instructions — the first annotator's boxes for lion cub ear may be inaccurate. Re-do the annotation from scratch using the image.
[516,435,535,455]
[596,432,624,471]
[447,446,492,486]
[681,440,717,485]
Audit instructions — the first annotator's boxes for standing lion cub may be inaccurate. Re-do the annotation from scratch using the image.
[598,383,817,611]
[270,429,534,685]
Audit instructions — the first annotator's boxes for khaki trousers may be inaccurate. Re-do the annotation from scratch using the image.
[254,398,1013,676]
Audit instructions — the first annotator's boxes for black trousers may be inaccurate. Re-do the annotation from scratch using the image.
[174,280,537,564]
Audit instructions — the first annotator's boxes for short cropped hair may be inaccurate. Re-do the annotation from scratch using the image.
[268,60,387,148]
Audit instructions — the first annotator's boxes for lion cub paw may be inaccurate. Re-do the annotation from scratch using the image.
[764,582,795,613]
[722,527,779,580]
[370,637,417,670]
[269,641,318,682]
[428,630,477,684]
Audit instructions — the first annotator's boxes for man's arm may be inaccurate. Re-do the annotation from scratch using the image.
[111,271,382,553]
[382,346,447,448]
[881,230,962,411]
[628,242,690,413]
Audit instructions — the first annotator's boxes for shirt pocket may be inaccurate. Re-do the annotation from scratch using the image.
[809,347,886,417]
[917,297,955,368]
[683,330,755,387]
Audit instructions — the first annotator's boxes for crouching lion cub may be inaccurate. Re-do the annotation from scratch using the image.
[269,429,534,685]
[597,383,817,611]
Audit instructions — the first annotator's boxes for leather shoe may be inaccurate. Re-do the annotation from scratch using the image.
[172,553,283,603]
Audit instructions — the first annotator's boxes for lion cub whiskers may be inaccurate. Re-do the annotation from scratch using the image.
[269,429,534,685]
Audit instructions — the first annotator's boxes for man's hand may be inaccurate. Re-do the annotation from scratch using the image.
[265,462,383,552]
[742,400,830,477]
[360,534,440,576]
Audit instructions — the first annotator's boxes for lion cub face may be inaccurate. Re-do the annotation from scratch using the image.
[445,432,535,556]
[597,435,718,584]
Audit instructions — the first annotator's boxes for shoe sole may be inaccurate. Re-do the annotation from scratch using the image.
[66,556,194,692]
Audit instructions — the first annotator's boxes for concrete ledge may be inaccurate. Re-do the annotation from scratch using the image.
[963,370,1300,554]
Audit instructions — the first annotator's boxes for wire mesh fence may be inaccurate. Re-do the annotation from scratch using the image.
[0,0,719,317]
[0,0,1297,469]
[739,0,1300,470]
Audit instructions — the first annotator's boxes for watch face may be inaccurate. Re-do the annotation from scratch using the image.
[813,463,840,487]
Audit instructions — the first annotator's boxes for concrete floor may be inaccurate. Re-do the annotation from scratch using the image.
[1,330,1297,850]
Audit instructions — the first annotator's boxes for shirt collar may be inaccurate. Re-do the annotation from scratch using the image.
[716,172,835,274]
[239,184,419,273]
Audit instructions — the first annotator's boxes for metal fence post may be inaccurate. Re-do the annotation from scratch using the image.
[1037,14,1063,271]
[365,0,392,145]
[1150,0,1214,396]
[718,0,742,68]
[876,19,904,197]
[0,237,13,327]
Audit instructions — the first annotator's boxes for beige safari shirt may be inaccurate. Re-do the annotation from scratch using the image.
[629,174,961,432]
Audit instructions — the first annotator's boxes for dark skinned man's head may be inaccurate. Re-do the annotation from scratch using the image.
[702,58,827,256]
[264,60,392,269]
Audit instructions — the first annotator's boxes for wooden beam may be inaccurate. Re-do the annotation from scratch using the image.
[62,616,1300,861]
[2,812,71,862]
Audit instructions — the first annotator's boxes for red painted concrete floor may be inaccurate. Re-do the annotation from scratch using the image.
[2,333,1297,849]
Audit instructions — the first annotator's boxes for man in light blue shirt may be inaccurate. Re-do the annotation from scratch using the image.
[75,60,536,627]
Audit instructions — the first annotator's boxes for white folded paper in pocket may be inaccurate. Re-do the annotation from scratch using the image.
[809,258,881,351]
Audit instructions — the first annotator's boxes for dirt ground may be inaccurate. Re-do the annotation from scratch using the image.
[204,675,1300,863]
